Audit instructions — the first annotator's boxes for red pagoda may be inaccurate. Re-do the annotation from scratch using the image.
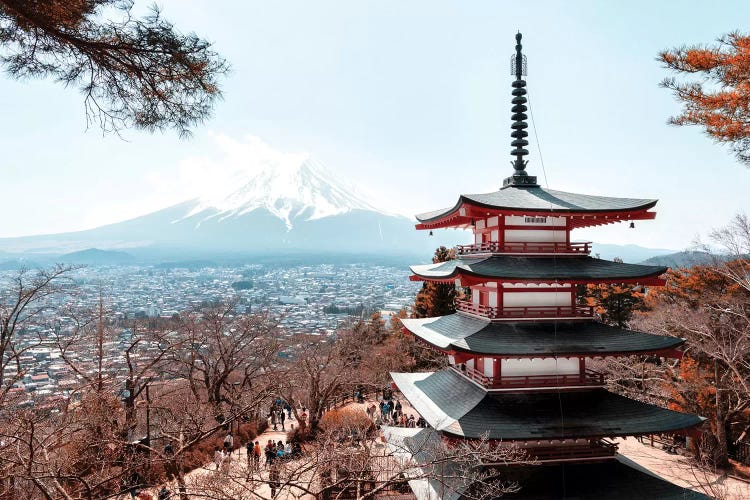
[389,33,707,499]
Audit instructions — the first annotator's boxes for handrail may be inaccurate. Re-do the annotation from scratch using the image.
[456,241,591,255]
[455,301,594,320]
[450,364,605,390]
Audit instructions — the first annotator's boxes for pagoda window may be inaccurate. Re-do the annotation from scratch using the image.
[504,215,568,245]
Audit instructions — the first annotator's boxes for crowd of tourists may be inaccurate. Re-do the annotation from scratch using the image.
[367,398,427,428]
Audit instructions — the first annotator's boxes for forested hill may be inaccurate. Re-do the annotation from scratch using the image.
[639,251,717,268]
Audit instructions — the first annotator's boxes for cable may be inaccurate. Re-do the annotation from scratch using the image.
[527,94,549,189]
[528,85,566,498]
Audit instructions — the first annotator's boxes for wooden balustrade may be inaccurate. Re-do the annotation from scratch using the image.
[455,301,594,320]
[450,364,605,390]
[455,241,591,255]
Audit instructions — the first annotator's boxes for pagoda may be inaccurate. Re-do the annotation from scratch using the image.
[389,33,707,499]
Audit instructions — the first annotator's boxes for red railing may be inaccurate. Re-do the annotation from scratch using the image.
[455,301,594,320]
[450,364,605,390]
[456,241,591,255]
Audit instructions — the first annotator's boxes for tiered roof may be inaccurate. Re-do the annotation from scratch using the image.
[401,316,685,357]
[393,369,705,441]
[385,427,710,499]
[410,255,667,285]
[415,188,658,230]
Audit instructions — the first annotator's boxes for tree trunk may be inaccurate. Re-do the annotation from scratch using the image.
[714,361,729,467]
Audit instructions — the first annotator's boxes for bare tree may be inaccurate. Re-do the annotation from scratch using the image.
[0,0,229,136]
[159,302,281,423]
[277,321,380,434]
[625,214,750,467]
[0,265,74,407]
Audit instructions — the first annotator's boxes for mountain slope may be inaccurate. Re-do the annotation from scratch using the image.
[0,158,462,256]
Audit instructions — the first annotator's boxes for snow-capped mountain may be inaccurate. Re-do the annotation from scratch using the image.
[183,157,385,230]
[0,156,462,257]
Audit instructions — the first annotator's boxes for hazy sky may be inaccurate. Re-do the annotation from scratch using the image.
[1,0,749,249]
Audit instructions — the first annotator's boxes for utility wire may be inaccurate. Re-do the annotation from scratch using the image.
[528,87,566,498]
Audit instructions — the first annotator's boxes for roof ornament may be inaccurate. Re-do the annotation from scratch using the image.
[503,32,539,188]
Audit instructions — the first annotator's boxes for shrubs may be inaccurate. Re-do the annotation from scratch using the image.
[319,407,375,441]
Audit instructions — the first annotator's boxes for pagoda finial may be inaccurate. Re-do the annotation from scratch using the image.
[504,32,538,188]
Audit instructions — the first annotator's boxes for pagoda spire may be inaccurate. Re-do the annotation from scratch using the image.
[504,32,538,188]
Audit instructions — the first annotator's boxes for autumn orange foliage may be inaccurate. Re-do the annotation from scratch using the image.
[661,32,750,164]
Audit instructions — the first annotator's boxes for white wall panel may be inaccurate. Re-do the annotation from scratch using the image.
[503,291,570,307]
[501,358,579,376]
[505,229,567,243]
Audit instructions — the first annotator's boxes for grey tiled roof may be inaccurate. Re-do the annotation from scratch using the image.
[401,315,685,355]
[383,427,709,499]
[410,255,667,281]
[395,369,704,441]
[416,186,657,222]
[503,460,710,499]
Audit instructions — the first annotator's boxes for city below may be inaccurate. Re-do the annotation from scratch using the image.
[5,262,419,406]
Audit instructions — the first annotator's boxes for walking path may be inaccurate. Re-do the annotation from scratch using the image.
[616,437,750,499]
[135,411,309,499]
[130,394,750,499]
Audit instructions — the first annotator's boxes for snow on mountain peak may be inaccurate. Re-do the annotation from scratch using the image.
[186,152,383,230]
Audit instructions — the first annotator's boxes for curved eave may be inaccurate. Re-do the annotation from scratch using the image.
[401,316,686,359]
[409,257,668,286]
[410,272,667,287]
[393,369,706,442]
[415,196,658,230]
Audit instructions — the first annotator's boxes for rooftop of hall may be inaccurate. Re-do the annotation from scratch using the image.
[391,368,704,441]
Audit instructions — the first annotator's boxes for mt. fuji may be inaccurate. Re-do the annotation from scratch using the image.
[184,157,387,230]
[0,154,457,258]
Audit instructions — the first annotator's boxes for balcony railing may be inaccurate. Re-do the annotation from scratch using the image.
[456,241,591,255]
[451,364,605,390]
[455,300,594,320]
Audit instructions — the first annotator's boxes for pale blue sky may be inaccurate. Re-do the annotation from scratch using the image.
[1,0,748,249]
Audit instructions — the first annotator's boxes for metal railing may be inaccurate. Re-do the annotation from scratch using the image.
[456,241,591,255]
[450,364,605,390]
[455,301,594,320]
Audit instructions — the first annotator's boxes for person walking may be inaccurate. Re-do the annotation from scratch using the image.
[280,409,286,431]
[265,440,276,466]
[223,431,234,455]
[246,441,254,469]
[253,440,261,470]
[213,447,224,471]
[270,408,278,431]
